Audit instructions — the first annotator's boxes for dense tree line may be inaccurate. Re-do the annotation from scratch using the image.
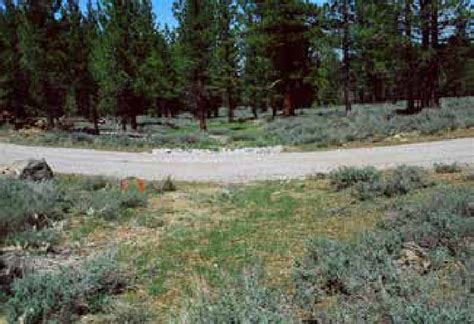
[0,0,472,131]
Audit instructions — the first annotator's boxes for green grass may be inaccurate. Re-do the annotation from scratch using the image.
[1,97,473,151]
[116,179,385,319]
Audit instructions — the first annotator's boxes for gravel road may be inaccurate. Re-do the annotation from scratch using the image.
[0,138,472,183]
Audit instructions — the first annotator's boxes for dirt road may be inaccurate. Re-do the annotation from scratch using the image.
[0,138,472,182]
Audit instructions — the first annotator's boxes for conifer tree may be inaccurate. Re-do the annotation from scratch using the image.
[0,0,29,120]
[17,0,67,128]
[174,0,216,130]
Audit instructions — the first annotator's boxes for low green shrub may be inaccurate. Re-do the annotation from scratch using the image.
[159,176,176,193]
[135,213,165,229]
[293,232,401,308]
[80,176,113,191]
[382,165,429,197]
[433,162,462,174]
[179,267,292,323]
[381,186,473,255]
[0,179,68,242]
[464,172,474,181]
[350,165,430,200]
[84,189,147,220]
[329,166,381,191]
[266,98,474,148]
[7,253,128,323]
[6,227,61,251]
[293,185,473,321]
[107,301,156,323]
[390,302,472,323]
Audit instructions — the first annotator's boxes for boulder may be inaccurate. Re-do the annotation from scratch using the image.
[0,159,54,181]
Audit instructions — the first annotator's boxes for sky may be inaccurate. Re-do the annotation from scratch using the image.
[80,0,326,28]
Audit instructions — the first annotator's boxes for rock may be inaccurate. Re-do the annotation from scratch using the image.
[395,242,430,274]
[0,159,54,181]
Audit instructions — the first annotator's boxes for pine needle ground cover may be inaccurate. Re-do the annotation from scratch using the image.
[2,166,471,322]
[1,97,473,152]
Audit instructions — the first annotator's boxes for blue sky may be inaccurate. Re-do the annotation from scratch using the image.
[80,0,326,28]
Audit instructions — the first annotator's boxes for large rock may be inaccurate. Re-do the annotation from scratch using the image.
[0,158,54,181]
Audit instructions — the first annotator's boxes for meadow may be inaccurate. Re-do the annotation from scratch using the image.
[1,162,472,322]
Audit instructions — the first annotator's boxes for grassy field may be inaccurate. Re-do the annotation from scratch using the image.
[1,163,472,322]
[0,97,473,152]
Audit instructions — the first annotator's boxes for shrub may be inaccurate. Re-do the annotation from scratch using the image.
[179,267,292,323]
[7,253,128,323]
[159,176,176,193]
[293,185,473,321]
[0,179,68,242]
[464,172,474,181]
[84,189,147,220]
[293,232,401,309]
[329,166,381,191]
[6,227,61,251]
[107,301,156,323]
[120,189,148,209]
[390,302,472,323]
[135,213,165,229]
[266,98,474,148]
[80,176,112,191]
[352,180,385,200]
[433,162,462,174]
[381,186,474,255]
[382,165,429,197]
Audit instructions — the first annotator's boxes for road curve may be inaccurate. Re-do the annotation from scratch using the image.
[0,138,473,183]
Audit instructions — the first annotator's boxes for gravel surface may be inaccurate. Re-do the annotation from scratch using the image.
[0,138,472,183]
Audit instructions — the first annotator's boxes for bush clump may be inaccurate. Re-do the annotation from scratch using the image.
[330,165,430,200]
[159,176,176,193]
[80,176,113,191]
[329,166,381,191]
[0,179,68,242]
[293,185,473,322]
[433,162,462,174]
[382,165,430,197]
[266,98,474,148]
[179,267,292,323]
[83,189,147,220]
[381,186,473,255]
[7,253,128,323]
[6,227,61,251]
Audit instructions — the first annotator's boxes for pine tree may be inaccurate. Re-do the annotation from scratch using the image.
[209,0,240,122]
[325,0,356,113]
[17,0,67,128]
[92,0,158,131]
[239,0,273,118]
[0,0,29,120]
[174,0,216,130]
[251,0,314,117]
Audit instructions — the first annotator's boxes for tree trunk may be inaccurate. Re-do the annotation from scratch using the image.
[226,91,234,122]
[283,91,295,116]
[272,95,278,118]
[404,0,416,112]
[46,113,55,129]
[342,0,352,114]
[92,103,99,135]
[198,106,207,130]
[130,115,138,131]
[121,117,127,132]
[430,0,440,108]
[420,0,431,109]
